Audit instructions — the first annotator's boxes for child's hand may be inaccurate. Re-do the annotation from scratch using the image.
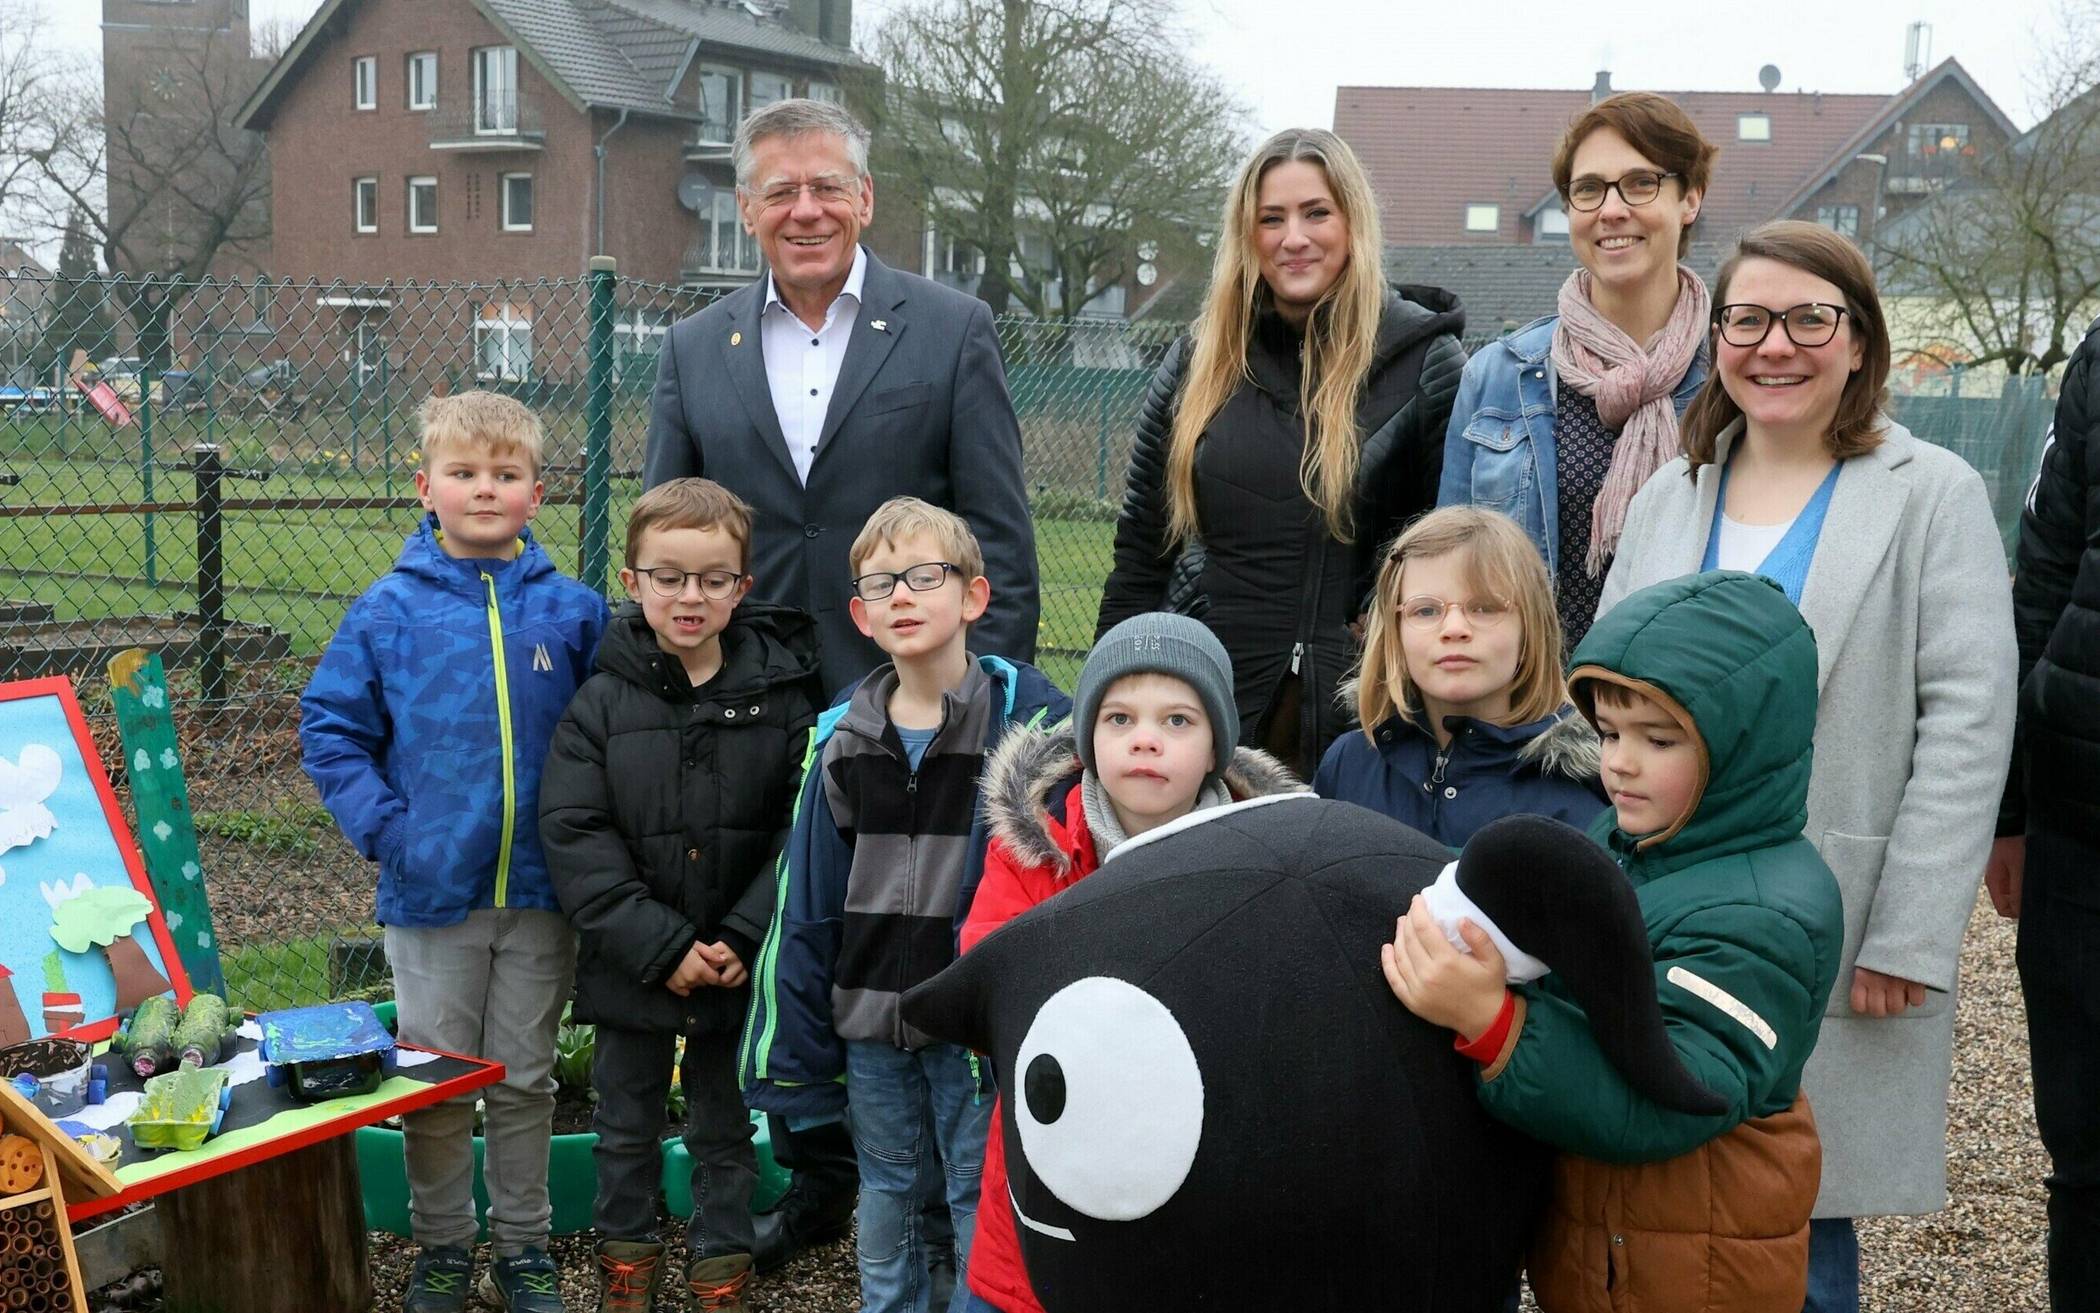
[700,941,748,989]
[1381,894,1510,1042]
[666,942,724,996]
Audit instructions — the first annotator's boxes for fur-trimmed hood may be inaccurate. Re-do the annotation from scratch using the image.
[1514,708,1603,781]
[983,725,1305,877]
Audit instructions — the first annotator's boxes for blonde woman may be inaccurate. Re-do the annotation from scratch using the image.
[1097,128,1467,777]
[1313,506,1603,848]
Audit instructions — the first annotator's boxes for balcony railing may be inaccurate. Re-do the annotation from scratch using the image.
[681,233,763,282]
[427,92,547,150]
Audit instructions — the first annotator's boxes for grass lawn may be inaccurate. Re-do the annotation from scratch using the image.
[1,452,1120,684]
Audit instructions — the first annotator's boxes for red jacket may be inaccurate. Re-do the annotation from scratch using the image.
[958,726,1301,1313]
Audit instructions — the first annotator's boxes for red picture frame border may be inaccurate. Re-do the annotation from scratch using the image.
[0,674,194,1043]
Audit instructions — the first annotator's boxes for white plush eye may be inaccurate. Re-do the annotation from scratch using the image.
[1012,975,1204,1222]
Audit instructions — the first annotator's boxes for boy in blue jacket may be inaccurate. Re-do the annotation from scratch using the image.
[301,392,609,1313]
[741,497,1068,1313]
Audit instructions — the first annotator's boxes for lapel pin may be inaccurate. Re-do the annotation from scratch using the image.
[730,331,742,346]
[871,319,888,332]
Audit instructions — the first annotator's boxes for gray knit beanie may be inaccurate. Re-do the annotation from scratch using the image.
[1075,612,1238,779]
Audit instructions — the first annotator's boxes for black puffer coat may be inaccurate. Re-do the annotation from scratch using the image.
[2005,318,2100,841]
[1097,285,1466,772]
[540,600,821,1035]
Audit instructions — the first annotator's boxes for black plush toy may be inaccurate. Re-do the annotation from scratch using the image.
[902,797,1720,1311]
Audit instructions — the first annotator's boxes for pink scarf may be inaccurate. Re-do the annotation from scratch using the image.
[1550,265,1710,576]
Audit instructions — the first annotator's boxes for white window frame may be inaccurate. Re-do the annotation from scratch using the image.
[475,304,533,383]
[353,56,376,111]
[407,51,437,111]
[748,71,790,113]
[474,46,519,135]
[1463,204,1500,233]
[1738,113,1772,142]
[696,64,743,143]
[500,173,534,232]
[807,80,842,104]
[354,176,378,233]
[695,190,759,274]
[408,176,438,234]
[1535,205,1570,238]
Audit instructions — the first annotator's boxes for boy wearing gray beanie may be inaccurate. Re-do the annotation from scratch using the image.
[958,612,1302,1312]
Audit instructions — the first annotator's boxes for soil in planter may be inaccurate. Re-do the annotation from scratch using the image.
[552,1084,597,1137]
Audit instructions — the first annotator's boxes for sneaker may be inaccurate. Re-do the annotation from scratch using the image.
[685,1253,753,1313]
[401,1245,473,1313]
[479,1246,568,1313]
[594,1239,665,1313]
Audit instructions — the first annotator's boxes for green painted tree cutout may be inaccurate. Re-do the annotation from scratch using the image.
[50,885,172,1011]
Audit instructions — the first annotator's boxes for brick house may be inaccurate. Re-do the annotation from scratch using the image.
[232,0,925,402]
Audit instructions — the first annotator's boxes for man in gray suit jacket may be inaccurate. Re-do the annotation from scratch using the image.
[644,99,1039,700]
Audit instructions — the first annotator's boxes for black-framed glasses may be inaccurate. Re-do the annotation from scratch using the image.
[851,561,960,601]
[637,566,746,600]
[1564,169,1681,212]
[1398,596,1514,630]
[1714,302,1849,349]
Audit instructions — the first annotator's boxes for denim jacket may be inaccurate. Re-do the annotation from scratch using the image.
[1436,314,1708,575]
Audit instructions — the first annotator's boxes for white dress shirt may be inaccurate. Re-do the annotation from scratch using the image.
[761,244,868,485]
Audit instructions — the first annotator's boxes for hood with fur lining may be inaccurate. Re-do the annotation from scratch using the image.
[983,724,1306,877]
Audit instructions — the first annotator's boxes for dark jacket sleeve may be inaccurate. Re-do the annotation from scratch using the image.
[721,691,822,963]
[2001,330,2094,834]
[950,300,1040,663]
[642,318,701,488]
[1406,335,1468,524]
[539,690,695,986]
[1097,335,1192,638]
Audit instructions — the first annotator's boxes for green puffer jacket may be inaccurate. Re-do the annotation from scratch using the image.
[1478,570,1844,1164]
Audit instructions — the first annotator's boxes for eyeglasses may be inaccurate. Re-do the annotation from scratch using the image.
[1399,596,1514,630]
[636,566,745,600]
[1714,302,1850,349]
[1564,170,1681,212]
[851,561,960,601]
[749,178,859,211]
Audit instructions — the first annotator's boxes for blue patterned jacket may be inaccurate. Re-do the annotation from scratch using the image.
[300,516,609,927]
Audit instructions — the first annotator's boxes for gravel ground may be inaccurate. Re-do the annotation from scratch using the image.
[355,892,2049,1313]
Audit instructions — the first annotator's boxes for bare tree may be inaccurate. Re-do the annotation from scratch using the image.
[1875,3,2100,376]
[0,8,68,241]
[26,17,279,362]
[865,0,1247,323]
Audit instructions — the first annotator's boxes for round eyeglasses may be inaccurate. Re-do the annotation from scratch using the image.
[1714,303,1849,349]
[637,567,745,600]
[851,561,960,601]
[1563,170,1680,212]
[1399,596,1513,630]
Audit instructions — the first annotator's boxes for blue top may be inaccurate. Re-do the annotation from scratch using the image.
[1699,460,1843,605]
[300,516,611,927]
[1313,706,1607,850]
[896,724,938,771]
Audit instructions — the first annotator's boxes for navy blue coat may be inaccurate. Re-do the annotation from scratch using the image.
[1313,707,1606,849]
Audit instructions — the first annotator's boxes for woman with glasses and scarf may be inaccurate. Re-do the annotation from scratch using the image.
[1597,220,2016,1313]
[1439,92,1716,650]
[1097,128,1467,778]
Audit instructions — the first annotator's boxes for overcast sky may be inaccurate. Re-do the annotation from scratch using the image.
[40,0,2075,132]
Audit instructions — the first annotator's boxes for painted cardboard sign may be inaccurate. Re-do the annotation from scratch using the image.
[0,676,191,1045]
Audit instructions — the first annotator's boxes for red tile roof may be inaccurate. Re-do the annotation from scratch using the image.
[1334,84,1890,246]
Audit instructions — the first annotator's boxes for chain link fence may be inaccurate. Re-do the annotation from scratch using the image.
[0,265,2053,1016]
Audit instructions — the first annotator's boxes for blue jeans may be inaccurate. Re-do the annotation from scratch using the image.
[845,1040,993,1313]
[1802,1216,1859,1313]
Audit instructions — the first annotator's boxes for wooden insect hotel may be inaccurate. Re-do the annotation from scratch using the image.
[0,1079,121,1312]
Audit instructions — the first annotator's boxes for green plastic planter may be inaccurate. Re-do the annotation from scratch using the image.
[356,1002,789,1237]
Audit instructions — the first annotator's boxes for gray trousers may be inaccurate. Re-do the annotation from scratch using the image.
[592,1025,756,1258]
[385,908,575,1254]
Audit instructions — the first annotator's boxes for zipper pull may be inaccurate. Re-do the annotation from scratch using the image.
[1431,749,1449,786]
[968,1051,983,1104]
[1290,641,1305,675]
[906,772,918,795]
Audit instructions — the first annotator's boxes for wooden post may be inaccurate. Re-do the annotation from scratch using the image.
[158,1137,370,1313]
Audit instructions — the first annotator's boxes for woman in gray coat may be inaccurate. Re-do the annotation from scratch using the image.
[1598,221,2016,1313]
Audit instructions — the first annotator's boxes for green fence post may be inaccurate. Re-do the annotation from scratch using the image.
[141,359,157,588]
[582,256,616,594]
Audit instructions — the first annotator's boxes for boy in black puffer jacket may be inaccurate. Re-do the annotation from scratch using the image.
[541,479,821,1313]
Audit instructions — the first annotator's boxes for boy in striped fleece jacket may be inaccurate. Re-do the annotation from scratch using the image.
[741,497,1068,1313]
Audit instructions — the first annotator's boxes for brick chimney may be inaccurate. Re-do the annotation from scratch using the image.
[1591,70,1613,104]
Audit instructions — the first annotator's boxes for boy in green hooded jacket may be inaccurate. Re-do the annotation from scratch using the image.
[1387,570,1845,1312]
